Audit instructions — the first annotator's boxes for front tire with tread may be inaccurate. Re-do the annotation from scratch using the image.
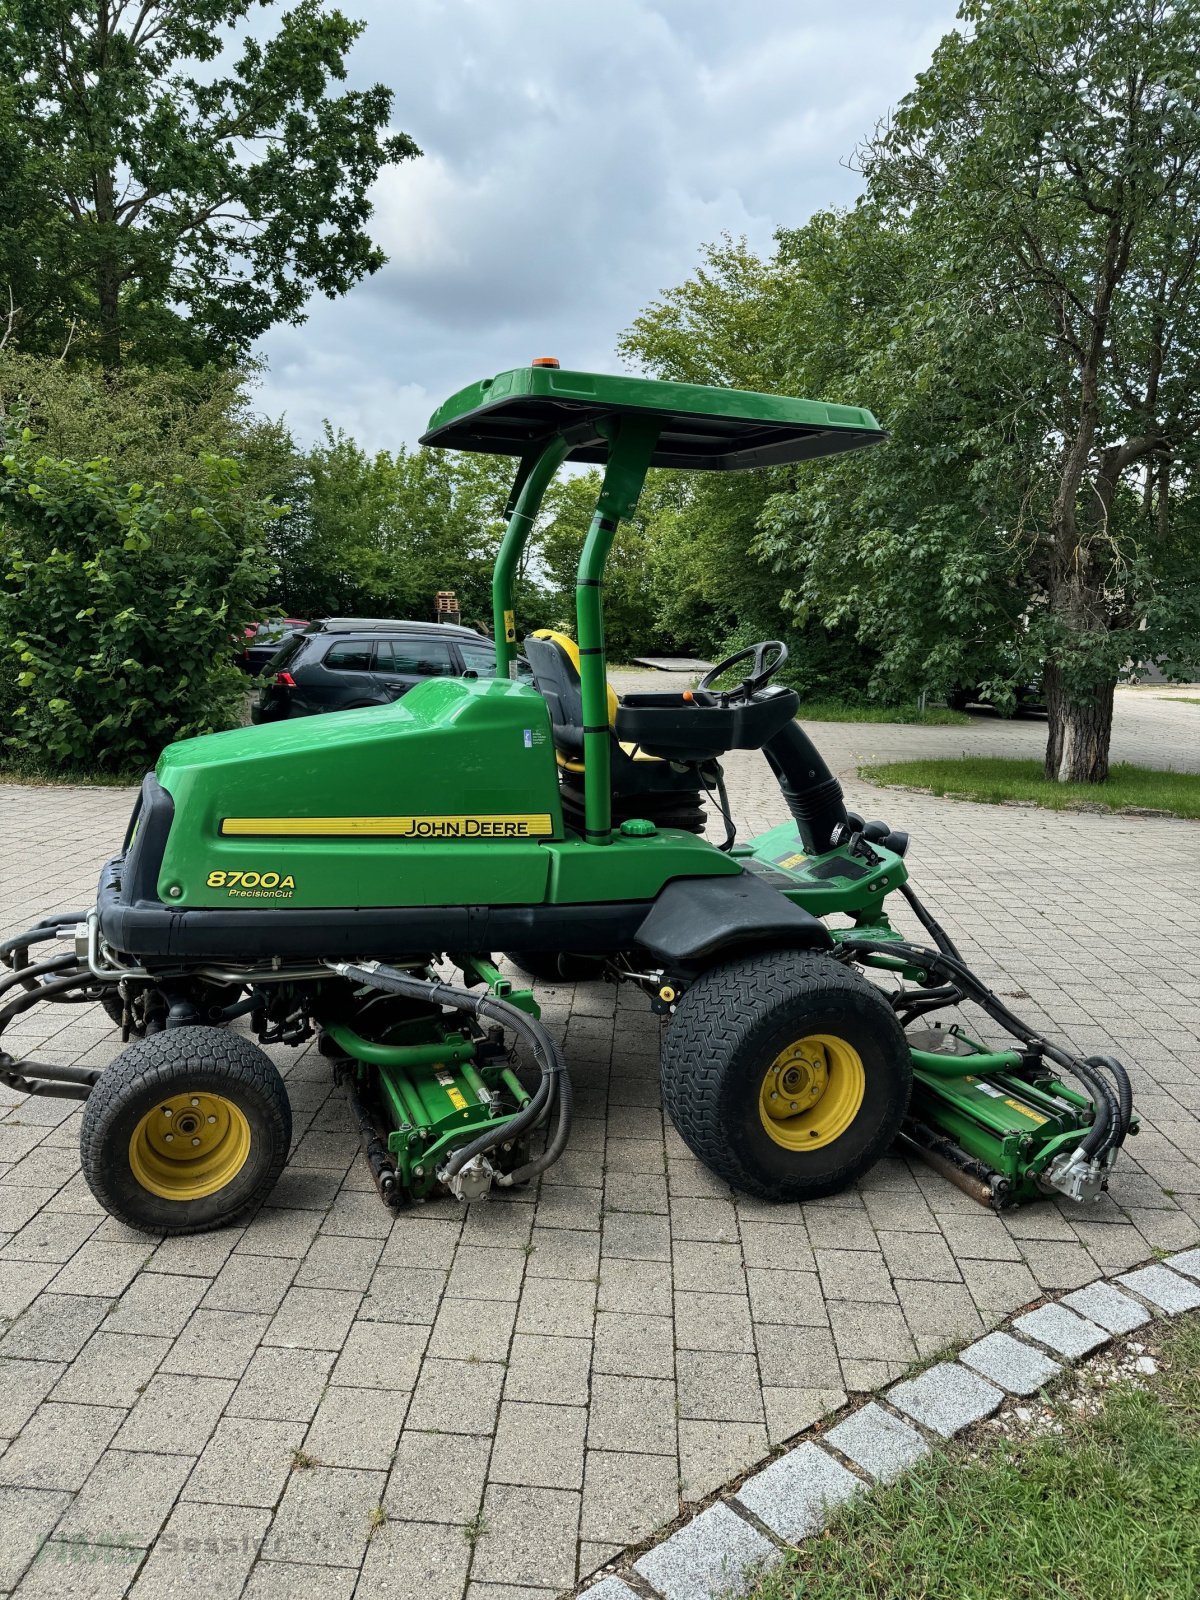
[660,950,911,1202]
[80,1026,291,1235]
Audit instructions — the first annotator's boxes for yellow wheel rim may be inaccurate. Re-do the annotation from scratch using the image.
[758,1034,866,1152]
[128,1091,252,1201]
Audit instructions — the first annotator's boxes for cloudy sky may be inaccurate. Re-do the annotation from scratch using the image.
[254,0,960,453]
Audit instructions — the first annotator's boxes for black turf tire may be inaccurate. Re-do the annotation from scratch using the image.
[80,1027,292,1235]
[503,951,605,984]
[660,950,912,1202]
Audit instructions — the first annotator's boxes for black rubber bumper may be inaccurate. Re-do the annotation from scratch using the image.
[96,855,649,965]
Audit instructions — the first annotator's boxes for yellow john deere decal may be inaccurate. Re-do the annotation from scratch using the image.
[219,814,554,840]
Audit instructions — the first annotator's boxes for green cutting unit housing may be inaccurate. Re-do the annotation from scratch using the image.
[0,362,1134,1233]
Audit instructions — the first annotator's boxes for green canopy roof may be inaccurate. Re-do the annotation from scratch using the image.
[420,365,884,471]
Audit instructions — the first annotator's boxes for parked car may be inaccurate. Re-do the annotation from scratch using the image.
[240,618,309,675]
[250,617,527,723]
[947,678,1046,716]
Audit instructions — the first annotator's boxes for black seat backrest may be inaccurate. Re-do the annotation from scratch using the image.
[524,634,585,753]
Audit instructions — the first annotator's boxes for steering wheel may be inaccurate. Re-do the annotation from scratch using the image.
[697,640,788,703]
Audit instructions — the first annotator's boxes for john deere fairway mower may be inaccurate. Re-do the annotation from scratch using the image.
[0,363,1135,1232]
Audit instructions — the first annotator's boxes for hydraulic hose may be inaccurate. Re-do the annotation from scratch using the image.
[898,883,963,964]
[841,935,1127,1160]
[761,721,849,855]
[1,918,87,969]
[0,970,110,1098]
[330,961,571,1180]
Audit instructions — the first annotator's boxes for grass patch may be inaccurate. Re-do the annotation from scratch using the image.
[0,761,143,788]
[860,756,1200,818]
[795,699,971,726]
[745,1313,1200,1600]
[1161,696,1200,706]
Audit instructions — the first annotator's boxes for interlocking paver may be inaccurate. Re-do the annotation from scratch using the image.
[131,1500,270,1597]
[676,1349,764,1422]
[471,1483,580,1589]
[16,1538,141,1598]
[263,1464,385,1566]
[587,1375,676,1456]
[0,1402,123,1491]
[490,1400,587,1490]
[2,691,1198,1596]
[55,1449,194,1548]
[0,1360,65,1435]
[0,1485,72,1589]
[1061,1280,1151,1334]
[185,1415,307,1506]
[635,1500,779,1598]
[405,1358,504,1435]
[114,1374,234,1455]
[1012,1303,1110,1359]
[959,1332,1062,1395]
[825,1401,930,1481]
[227,1346,336,1422]
[679,1418,769,1502]
[888,1361,1004,1437]
[384,1431,491,1524]
[736,1438,862,1539]
[1118,1263,1200,1313]
[1166,1247,1200,1280]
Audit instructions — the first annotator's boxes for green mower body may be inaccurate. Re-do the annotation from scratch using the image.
[1,361,1135,1233]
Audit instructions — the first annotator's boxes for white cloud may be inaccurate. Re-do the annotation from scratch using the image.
[255,0,961,452]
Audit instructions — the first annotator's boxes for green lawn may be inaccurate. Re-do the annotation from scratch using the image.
[745,1313,1200,1600]
[861,756,1200,819]
[0,763,142,788]
[1161,696,1200,706]
[796,699,971,726]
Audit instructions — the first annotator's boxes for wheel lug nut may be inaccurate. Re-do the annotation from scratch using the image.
[207,1115,216,1124]
[165,1133,174,1142]
[191,1138,201,1147]
[190,1098,199,1107]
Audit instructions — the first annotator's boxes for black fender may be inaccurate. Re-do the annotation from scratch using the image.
[633,870,832,970]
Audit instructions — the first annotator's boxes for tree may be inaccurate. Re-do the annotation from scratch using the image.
[857,0,1200,780]
[0,1,417,368]
[274,434,521,626]
[620,236,881,694]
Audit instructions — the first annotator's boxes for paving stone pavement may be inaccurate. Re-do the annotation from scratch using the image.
[0,683,1197,1596]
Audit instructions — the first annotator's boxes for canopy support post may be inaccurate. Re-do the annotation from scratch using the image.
[492,437,569,678]
[576,417,660,844]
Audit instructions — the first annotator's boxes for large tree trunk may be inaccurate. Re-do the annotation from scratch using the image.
[96,263,122,370]
[1043,664,1116,783]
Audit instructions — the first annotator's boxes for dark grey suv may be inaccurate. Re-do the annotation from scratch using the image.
[250,618,519,724]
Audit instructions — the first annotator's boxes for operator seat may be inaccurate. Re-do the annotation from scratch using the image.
[523,631,708,834]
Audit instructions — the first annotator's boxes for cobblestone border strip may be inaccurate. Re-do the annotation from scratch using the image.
[571,1247,1200,1600]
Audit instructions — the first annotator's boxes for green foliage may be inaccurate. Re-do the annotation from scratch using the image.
[0,433,276,772]
[0,349,289,497]
[537,469,661,659]
[620,236,881,687]
[274,433,519,628]
[0,1,417,367]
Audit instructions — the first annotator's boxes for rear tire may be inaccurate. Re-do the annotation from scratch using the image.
[80,1027,291,1235]
[660,950,911,1202]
